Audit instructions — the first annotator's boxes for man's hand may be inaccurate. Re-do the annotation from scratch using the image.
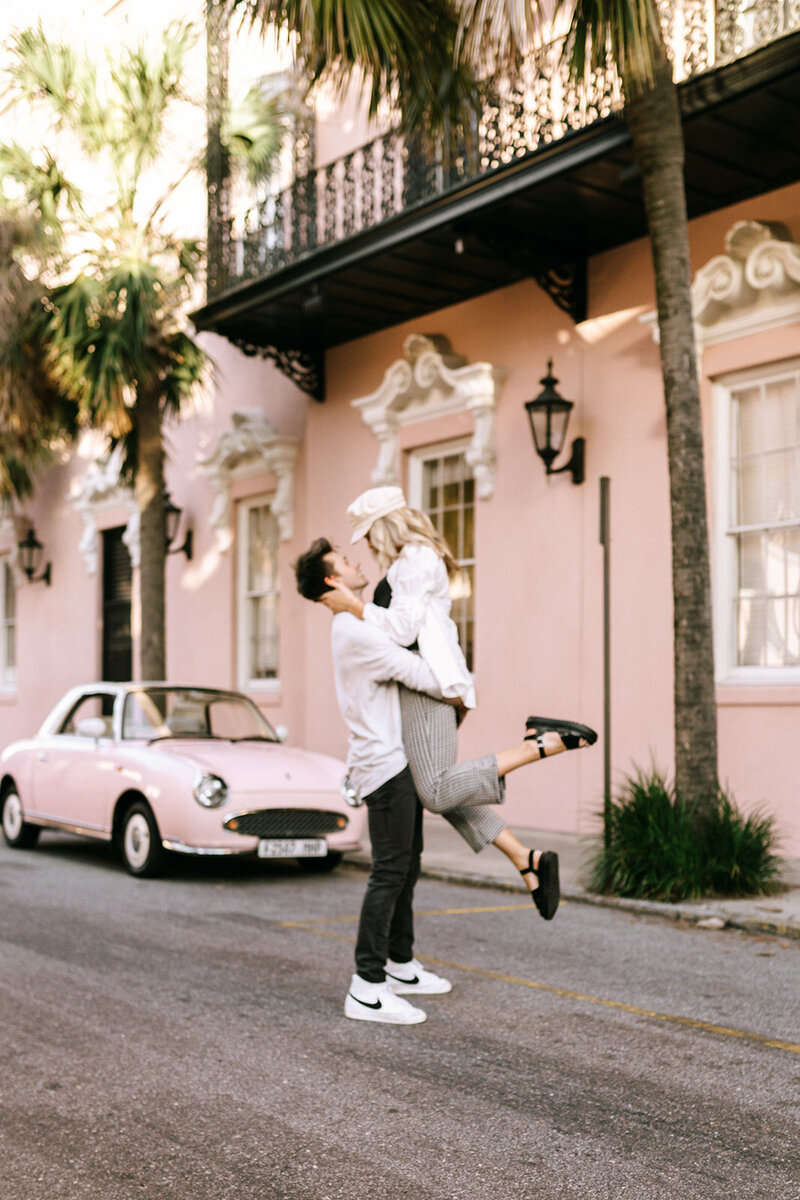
[319,577,365,618]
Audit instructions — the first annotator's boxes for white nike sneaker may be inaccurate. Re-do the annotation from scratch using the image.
[385,957,452,995]
[344,974,427,1024]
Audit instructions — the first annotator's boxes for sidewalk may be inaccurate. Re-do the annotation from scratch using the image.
[344,814,800,939]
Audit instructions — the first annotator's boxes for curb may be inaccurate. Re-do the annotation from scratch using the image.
[342,856,800,941]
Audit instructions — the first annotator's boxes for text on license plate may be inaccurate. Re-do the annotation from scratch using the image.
[258,838,327,859]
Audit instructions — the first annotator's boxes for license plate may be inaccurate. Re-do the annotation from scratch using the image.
[258,838,327,859]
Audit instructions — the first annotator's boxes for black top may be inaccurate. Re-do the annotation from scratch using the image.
[372,576,418,650]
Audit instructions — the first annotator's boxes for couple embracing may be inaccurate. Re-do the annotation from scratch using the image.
[295,486,596,1026]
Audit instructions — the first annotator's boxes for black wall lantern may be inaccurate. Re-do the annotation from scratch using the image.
[164,492,193,561]
[17,526,52,586]
[525,361,585,485]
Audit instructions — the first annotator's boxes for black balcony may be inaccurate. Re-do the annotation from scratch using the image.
[193,5,800,399]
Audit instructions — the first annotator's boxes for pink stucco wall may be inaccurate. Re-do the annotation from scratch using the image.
[3,181,800,859]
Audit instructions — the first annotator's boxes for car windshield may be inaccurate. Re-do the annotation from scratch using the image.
[121,688,279,743]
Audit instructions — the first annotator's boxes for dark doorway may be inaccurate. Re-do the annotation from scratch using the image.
[102,527,132,681]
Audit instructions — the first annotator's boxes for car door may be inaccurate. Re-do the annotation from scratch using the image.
[30,690,119,835]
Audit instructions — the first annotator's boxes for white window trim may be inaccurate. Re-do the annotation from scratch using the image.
[713,358,800,685]
[352,334,504,500]
[407,437,472,507]
[237,496,281,693]
[199,409,299,554]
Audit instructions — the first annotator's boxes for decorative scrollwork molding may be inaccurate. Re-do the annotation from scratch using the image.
[70,447,139,575]
[198,409,299,551]
[693,220,800,343]
[641,220,800,345]
[352,334,504,500]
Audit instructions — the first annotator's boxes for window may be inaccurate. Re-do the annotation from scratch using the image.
[715,362,800,680]
[60,693,117,735]
[409,444,475,670]
[1,559,16,689]
[238,497,280,688]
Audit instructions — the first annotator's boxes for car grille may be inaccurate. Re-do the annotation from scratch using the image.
[224,808,348,837]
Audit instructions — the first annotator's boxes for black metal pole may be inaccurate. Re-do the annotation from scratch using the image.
[599,476,612,847]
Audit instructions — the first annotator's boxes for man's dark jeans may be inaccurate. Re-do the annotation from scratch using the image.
[354,765,423,982]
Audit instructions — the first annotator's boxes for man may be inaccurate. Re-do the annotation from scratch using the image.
[295,537,452,1025]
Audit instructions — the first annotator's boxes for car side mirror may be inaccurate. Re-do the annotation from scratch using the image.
[77,716,110,741]
[274,724,289,743]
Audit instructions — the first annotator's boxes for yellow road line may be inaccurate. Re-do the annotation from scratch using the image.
[279,903,530,927]
[278,912,800,1057]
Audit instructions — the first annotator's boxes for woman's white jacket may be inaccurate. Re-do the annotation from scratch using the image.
[362,543,476,708]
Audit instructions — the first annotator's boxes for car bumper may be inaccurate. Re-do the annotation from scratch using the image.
[161,832,363,856]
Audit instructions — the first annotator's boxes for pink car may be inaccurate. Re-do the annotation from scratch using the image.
[1,683,365,878]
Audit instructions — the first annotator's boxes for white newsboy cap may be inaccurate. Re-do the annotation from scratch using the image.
[346,486,407,543]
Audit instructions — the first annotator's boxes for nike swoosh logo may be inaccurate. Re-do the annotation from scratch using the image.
[349,993,382,1010]
[387,973,419,986]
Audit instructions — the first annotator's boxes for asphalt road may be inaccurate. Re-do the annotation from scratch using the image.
[1,834,799,1200]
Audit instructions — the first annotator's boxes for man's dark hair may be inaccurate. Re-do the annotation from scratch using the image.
[295,537,335,601]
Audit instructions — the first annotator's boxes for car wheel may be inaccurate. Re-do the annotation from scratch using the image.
[121,802,164,878]
[1,786,40,849]
[299,850,343,873]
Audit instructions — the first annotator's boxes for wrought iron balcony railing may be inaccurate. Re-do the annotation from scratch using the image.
[223,0,800,292]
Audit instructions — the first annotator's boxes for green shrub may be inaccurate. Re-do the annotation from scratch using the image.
[589,766,782,902]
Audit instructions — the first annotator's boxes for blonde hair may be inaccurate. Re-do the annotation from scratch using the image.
[367,506,457,575]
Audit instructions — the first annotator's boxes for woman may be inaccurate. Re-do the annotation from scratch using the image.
[321,485,596,920]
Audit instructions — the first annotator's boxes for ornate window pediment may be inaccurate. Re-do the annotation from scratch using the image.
[199,409,299,551]
[642,220,800,346]
[351,334,505,500]
[693,220,800,344]
[71,447,139,575]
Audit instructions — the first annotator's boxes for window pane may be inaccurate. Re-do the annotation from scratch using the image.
[736,457,763,525]
[761,376,800,451]
[242,502,280,683]
[727,367,800,673]
[248,505,278,591]
[2,562,15,685]
[738,531,763,591]
[442,508,459,555]
[4,562,14,617]
[734,385,763,455]
[423,461,438,509]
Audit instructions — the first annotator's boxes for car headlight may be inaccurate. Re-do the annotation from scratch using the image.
[193,773,229,808]
[340,773,363,808]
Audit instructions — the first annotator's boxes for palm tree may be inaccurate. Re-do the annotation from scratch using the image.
[232,0,718,812]
[0,24,208,680]
[0,210,77,501]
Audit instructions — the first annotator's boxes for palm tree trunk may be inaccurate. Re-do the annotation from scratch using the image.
[136,385,166,681]
[206,0,231,298]
[624,56,718,812]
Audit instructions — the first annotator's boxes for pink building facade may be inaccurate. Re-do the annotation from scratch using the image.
[3,182,800,858]
[3,14,800,859]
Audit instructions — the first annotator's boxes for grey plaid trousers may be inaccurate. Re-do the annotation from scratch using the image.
[398,685,506,853]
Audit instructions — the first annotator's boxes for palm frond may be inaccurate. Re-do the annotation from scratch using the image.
[225,83,290,187]
[556,0,664,88]
[0,143,80,242]
[109,22,198,170]
[232,0,481,135]
[453,0,663,90]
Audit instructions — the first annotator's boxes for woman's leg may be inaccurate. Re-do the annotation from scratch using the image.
[399,686,503,814]
[399,687,556,893]
[399,687,577,814]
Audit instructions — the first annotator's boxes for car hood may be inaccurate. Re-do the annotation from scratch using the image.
[148,740,346,793]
